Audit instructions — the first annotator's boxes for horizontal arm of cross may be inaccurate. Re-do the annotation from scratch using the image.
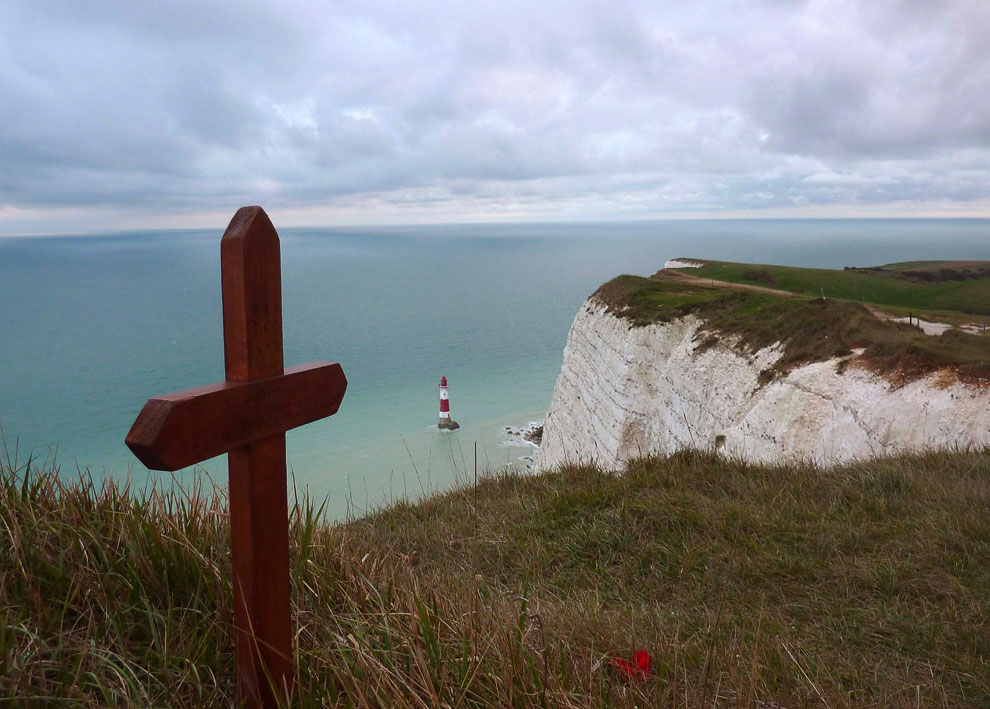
[126,362,347,471]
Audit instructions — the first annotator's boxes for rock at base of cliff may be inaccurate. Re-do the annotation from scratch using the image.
[523,424,544,445]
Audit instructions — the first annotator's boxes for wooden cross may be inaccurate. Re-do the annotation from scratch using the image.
[125,206,347,707]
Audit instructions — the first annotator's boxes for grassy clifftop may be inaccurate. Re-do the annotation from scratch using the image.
[663,258,990,315]
[2,449,989,706]
[592,267,990,385]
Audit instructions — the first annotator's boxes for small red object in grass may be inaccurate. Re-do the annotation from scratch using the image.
[611,649,651,681]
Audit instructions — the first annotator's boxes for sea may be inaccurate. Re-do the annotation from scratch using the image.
[2,219,988,517]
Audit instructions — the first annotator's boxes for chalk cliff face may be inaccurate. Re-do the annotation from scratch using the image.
[535,298,990,472]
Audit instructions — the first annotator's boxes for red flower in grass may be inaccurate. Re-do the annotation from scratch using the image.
[611,649,651,681]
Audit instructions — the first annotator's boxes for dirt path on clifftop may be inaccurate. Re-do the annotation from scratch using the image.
[653,268,799,297]
[657,270,988,337]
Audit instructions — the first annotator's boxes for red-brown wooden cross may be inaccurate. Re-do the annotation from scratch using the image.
[125,206,347,707]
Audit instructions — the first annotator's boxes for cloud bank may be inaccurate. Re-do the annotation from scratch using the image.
[1,0,988,231]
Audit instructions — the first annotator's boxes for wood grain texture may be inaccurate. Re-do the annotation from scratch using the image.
[221,207,292,708]
[125,362,347,471]
[221,206,283,382]
[229,434,292,706]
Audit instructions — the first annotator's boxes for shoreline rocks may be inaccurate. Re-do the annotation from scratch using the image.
[502,420,545,472]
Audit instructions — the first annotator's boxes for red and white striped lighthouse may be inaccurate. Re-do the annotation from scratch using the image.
[438,375,460,430]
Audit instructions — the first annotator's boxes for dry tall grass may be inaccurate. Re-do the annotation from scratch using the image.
[2,443,988,706]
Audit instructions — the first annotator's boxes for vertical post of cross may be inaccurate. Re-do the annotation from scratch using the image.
[221,208,292,705]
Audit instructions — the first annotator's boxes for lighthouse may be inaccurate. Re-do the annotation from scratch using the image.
[438,376,460,430]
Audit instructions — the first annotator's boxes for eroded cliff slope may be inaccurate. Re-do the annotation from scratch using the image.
[536,279,990,472]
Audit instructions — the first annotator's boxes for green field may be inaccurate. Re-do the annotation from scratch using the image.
[663,259,990,315]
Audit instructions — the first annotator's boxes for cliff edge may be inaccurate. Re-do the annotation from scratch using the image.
[536,266,990,471]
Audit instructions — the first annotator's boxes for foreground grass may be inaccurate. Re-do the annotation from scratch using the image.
[665,259,990,315]
[2,448,989,706]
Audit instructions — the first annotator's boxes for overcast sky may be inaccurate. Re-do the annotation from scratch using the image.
[1,0,988,233]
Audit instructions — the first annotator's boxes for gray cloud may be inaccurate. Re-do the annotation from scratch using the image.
[1,0,988,230]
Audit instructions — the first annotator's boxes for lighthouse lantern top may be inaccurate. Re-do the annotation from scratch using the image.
[440,376,448,387]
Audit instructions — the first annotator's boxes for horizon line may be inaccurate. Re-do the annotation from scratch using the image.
[3,213,990,240]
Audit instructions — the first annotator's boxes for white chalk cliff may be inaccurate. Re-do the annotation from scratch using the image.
[535,298,990,471]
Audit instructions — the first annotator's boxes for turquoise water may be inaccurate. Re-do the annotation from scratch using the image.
[1,219,988,515]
